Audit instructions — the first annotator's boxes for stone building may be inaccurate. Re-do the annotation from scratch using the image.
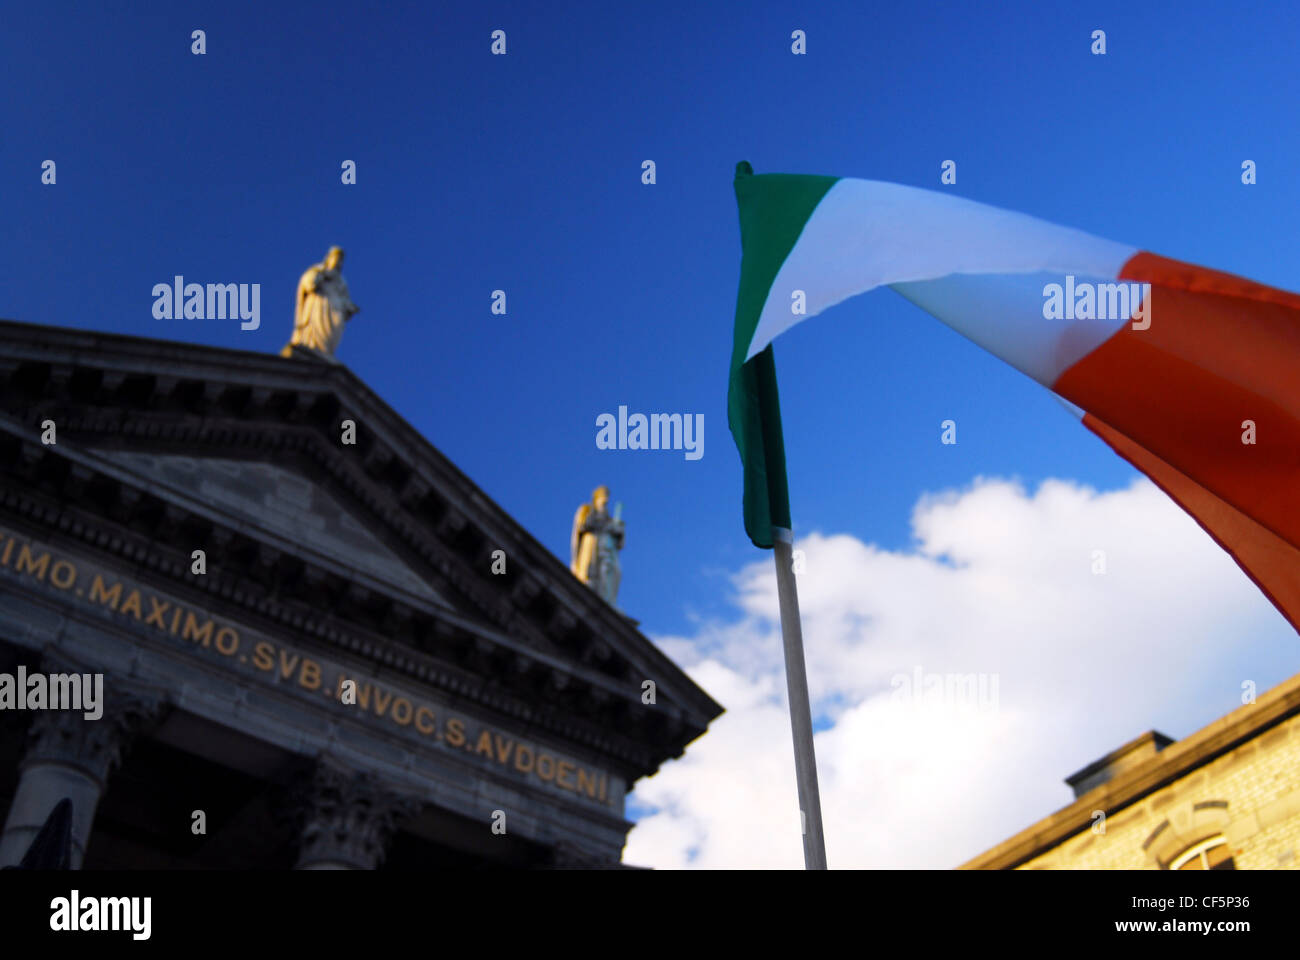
[0,319,721,868]
[964,670,1300,870]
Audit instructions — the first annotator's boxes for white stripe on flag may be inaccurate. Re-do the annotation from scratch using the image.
[745,178,1138,360]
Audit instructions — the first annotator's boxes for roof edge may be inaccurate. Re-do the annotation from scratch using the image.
[960,669,1300,869]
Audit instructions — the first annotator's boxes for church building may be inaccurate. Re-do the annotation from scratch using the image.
[0,318,722,869]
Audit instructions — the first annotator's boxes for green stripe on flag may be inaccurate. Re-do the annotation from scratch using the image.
[728,162,838,548]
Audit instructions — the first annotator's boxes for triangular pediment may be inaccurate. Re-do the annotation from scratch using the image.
[90,449,453,610]
[0,318,724,780]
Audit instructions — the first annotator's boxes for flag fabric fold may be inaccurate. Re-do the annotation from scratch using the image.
[728,164,1300,633]
[727,162,836,548]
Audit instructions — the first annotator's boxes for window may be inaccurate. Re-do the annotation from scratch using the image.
[1168,835,1235,870]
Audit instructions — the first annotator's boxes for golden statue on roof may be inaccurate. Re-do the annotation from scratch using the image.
[570,486,624,605]
[283,246,360,360]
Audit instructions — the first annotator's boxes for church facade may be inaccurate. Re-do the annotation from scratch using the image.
[0,319,721,869]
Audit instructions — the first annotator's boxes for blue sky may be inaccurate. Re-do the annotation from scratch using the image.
[6,1,1300,865]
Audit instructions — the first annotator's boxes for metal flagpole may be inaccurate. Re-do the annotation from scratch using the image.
[770,526,827,869]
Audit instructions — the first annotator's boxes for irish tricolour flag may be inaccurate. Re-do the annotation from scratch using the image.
[728,162,1300,634]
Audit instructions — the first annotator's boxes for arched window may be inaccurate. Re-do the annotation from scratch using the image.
[1168,835,1235,870]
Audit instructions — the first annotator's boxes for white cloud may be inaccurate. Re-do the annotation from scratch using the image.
[627,476,1296,869]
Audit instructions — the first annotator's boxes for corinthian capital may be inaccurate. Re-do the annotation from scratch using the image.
[21,673,165,785]
[290,759,423,870]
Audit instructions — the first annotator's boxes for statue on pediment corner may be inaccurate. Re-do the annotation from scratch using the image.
[282,246,360,361]
[570,486,624,606]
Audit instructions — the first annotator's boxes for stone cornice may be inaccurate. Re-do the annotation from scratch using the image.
[0,469,667,779]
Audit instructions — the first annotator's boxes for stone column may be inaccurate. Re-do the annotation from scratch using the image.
[0,681,161,869]
[292,761,421,870]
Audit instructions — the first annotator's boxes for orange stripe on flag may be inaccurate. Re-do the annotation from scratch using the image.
[1122,251,1300,312]
[1053,252,1300,559]
[1083,412,1300,634]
